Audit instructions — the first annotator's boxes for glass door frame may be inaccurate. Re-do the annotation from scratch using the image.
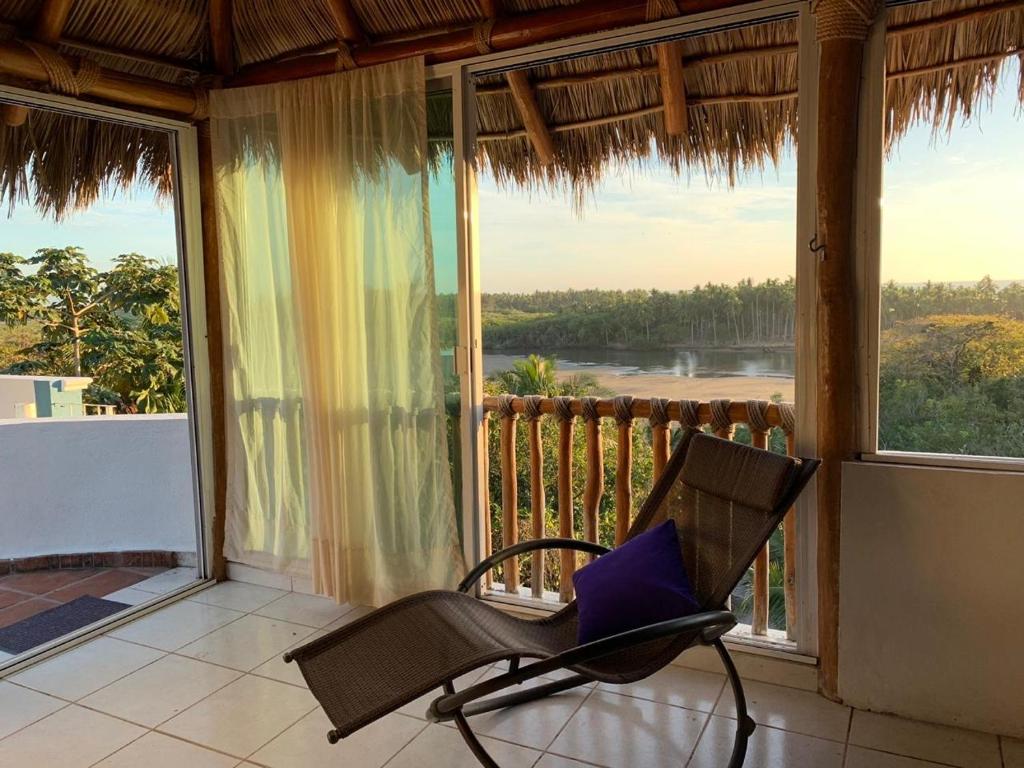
[0,84,216,674]
[428,0,822,656]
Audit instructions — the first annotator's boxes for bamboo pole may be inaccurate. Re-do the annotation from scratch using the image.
[499,408,520,594]
[784,431,797,640]
[614,417,633,546]
[505,70,556,165]
[527,414,545,598]
[581,409,604,558]
[888,0,1024,38]
[228,0,749,87]
[814,0,873,699]
[197,120,227,581]
[0,40,199,114]
[2,0,75,126]
[651,421,671,480]
[557,412,575,601]
[749,427,770,636]
[325,0,368,44]
[209,0,234,76]
[656,40,688,136]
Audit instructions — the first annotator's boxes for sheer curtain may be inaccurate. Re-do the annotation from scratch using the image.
[210,59,464,606]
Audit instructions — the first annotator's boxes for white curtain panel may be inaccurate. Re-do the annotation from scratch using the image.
[210,58,464,605]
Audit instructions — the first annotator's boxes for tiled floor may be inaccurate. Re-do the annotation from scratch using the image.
[0,567,197,663]
[0,580,1019,768]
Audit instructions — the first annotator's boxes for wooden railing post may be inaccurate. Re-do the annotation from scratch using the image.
[581,397,604,558]
[612,396,634,546]
[747,400,772,636]
[497,395,520,594]
[709,399,735,440]
[553,397,576,601]
[481,412,492,590]
[779,403,798,641]
[649,397,672,481]
[523,396,546,598]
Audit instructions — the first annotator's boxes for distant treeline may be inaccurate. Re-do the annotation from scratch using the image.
[439,277,1024,350]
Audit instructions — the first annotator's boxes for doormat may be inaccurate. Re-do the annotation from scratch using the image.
[0,595,131,654]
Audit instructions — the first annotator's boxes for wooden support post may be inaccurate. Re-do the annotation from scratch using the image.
[612,397,634,546]
[784,430,797,640]
[555,400,576,602]
[505,70,556,166]
[209,0,235,76]
[814,0,875,699]
[197,121,227,581]
[650,398,672,481]
[2,0,75,126]
[749,427,770,636]
[524,404,545,598]
[326,0,369,44]
[481,414,493,589]
[656,40,688,136]
[581,401,604,558]
[499,403,520,594]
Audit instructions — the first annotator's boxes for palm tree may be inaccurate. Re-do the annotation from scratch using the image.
[494,354,558,395]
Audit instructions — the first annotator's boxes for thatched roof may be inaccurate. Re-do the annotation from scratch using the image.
[0,0,1021,216]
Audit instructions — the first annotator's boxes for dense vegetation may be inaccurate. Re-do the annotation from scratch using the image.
[0,247,185,413]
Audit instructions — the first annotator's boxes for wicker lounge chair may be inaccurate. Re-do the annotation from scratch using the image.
[284,429,819,767]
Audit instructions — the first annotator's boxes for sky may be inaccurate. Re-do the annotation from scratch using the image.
[2,71,1020,290]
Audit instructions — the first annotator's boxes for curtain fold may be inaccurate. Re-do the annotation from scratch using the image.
[210,58,464,605]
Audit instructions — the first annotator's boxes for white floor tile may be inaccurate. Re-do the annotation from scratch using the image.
[849,711,1002,768]
[251,707,424,768]
[178,614,315,672]
[158,674,317,758]
[94,731,239,768]
[388,724,541,768]
[108,600,244,651]
[0,650,14,663]
[1004,737,1024,768]
[397,666,490,720]
[845,745,950,768]
[688,715,845,768]
[10,636,163,701]
[189,581,289,613]
[321,604,375,631]
[535,755,593,768]
[0,704,145,768]
[250,630,327,688]
[715,680,851,742]
[463,669,590,750]
[255,592,358,628]
[550,690,707,767]
[81,653,242,727]
[132,567,200,594]
[104,587,159,605]
[600,665,726,713]
[0,680,65,739]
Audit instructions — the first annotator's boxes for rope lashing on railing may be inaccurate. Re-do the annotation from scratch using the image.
[335,40,357,70]
[777,402,797,436]
[522,395,544,422]
[580,396,601,423]
[648,397,672,428]
[677,399,702,429]
[746,399,772,434]
[552,396,576,423]
[612,395,635,424]
[813,0,879,42]
[496,393,519,421]
[22,41,101,97]
[710,399,734,437]
[473,17,497,54]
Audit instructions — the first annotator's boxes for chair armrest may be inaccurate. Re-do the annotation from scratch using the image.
[458,538,611,593]
[431,609,736,717]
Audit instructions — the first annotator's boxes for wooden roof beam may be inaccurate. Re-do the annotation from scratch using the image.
[656,40,687,136]
[3,0,75,126]
[209,0,234,76]
[505,70,556,165]
[326,0,368,44]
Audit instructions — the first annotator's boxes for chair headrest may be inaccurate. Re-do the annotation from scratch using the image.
[679,432,797,512]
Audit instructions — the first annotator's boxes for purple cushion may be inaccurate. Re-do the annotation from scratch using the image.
[572,520,698,645]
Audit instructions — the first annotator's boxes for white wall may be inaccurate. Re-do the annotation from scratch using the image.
[0,415,197,559]
[839,461,1024,738]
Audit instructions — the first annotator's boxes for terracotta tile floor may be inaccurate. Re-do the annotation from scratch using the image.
[0,568,167,631]
[1,580,1020,767]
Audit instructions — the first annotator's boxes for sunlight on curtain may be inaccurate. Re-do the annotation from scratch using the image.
[210,59,464,605]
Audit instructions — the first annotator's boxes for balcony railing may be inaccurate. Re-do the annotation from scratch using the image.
[480,394,798,641]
